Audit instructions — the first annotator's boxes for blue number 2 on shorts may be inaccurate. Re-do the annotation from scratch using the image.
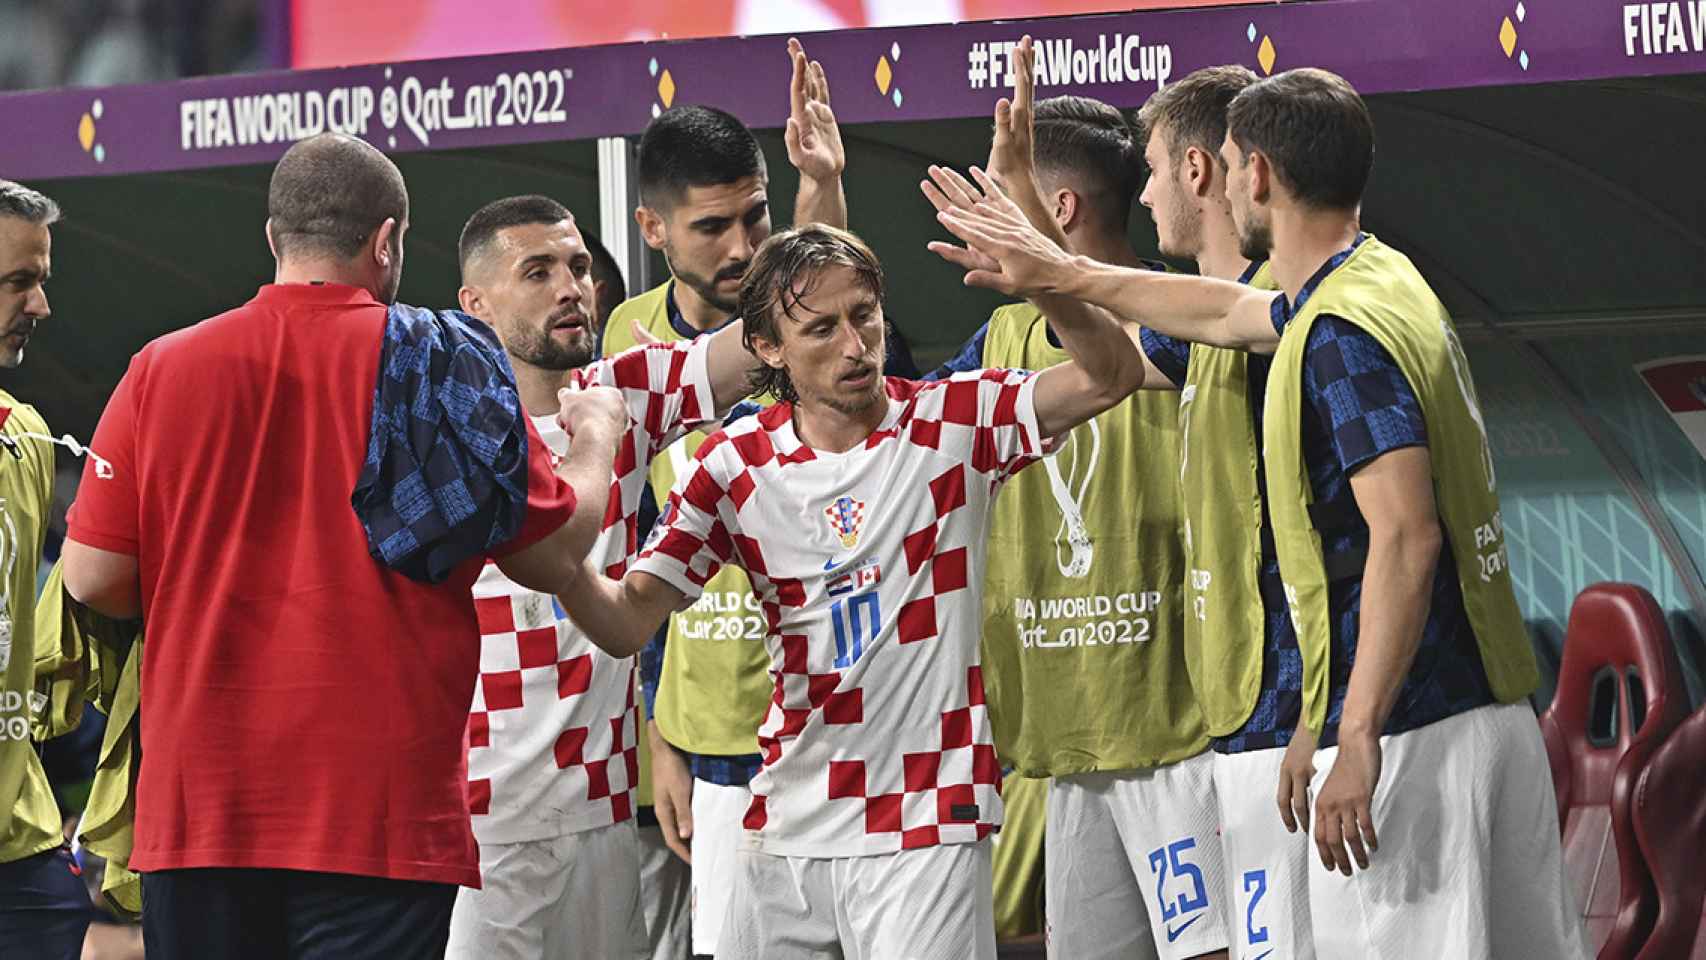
[1146,837,1209,923]
[1243,869,1270,946]
[831,592,881,669]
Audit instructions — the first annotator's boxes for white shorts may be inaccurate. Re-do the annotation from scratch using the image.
[1212,746,1317,960]
[1045,753,1231,960]
[690,780,751,957]
[636,823,691,960]
[717,840,995,960]
[1307,702,1588,960]
[447,819,647,960]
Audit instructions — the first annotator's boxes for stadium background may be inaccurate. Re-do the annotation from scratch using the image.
[2,2,1704,955]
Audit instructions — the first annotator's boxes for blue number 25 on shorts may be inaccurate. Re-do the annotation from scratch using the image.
[1147,837,1211,943]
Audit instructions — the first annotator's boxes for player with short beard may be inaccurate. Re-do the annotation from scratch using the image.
[445,193,764,959]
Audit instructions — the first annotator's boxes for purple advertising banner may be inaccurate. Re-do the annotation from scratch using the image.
[4,0,1703,181]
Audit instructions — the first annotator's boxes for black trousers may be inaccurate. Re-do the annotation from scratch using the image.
[141,867,458,960]
[0,846,93,960]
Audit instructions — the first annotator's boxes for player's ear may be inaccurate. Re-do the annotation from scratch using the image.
[1248,151,1273,206]
[635,205,668,252]
[1185,146,1214,199]
[1052,188,1077,231]
[750,330,786,370]
[457,284,483,317]
[372,217,399,268]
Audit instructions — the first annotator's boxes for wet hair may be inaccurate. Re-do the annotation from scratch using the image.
[738,224,884,404]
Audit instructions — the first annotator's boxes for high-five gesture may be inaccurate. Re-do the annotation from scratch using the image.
[787,37,849,229]
[923,164,1075,298]
[984,37,1035,189]
[786,37,844,182]
[981,36,1068,248]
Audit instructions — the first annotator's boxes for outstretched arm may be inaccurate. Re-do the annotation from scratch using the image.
[607,320,760,429]
[925,166,1143,438]
[946,47,1182,392]
[556,563,686,658]
[786,37,847,230]
[1027,291,1148,438]
[929,174,1281,352]
[494,386,627,594]
[982,36,1064,252]
[701,319,763,413]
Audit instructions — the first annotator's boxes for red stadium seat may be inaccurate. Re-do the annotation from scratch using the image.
[1631,704,1706,960]
[1539,583,1691,959]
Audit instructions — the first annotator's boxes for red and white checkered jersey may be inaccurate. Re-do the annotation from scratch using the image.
[635,371,1045,857]
[466,337,716,845]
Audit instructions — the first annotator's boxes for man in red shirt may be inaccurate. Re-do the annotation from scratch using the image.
[59,133,626,959]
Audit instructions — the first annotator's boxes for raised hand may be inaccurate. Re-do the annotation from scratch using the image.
[785,37,845,183]
[985,35,1037,187]
[923,164,1074,297]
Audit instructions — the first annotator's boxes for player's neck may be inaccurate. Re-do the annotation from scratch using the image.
[511,358,574,418]
[1269,206,1361,303]
[792,395,887,454]
[1069,229,1149,270]
[1194,210,1252,281]
[273,258,381,299]
[673,278,734,333]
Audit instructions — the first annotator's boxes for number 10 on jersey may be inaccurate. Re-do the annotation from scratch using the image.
[831,592,881,669]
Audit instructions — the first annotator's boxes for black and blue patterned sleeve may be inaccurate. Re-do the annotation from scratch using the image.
[924,321,991,382]
[1137,327,1191,389]
[639,624,668,720]
[1301,315,1429,475]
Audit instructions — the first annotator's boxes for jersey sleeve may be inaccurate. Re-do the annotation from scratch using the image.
[929,368,1046,481]
[638,624,668,720]
[489,416,579,556]
[1302,315,1429,475]
[577,337,718,457]
[65,358,143,555]
[1138,327,1191,389]
[631,444,738,602]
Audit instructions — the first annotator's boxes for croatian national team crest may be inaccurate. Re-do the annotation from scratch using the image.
[824,496,865,548]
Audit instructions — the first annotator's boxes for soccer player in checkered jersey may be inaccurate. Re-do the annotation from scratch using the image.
[442,195,767,958]
[556,211,1147,959]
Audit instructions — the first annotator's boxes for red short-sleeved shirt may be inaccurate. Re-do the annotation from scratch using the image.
[66,283,576,886]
